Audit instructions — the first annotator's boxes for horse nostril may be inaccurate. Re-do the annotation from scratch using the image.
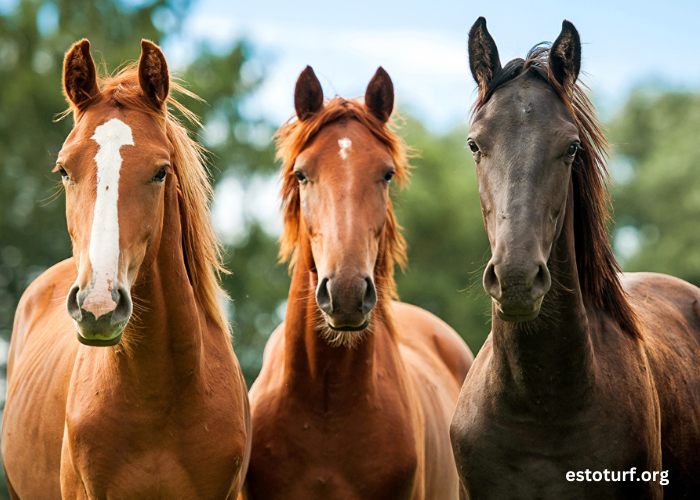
[531,262,551,297]
[66,285,82,321]
[316,277,333,315]
[362,277,377,315]
[112,286,133,325]
[483,262,501,299]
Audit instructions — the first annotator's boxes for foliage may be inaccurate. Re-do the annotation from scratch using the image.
[394,118,491,351]
[608,87,700,285]
[178,44,277,179]
[224,224,289,383]
[0,0,285,384]
[3,1,700,494]
[0,0,184,340]
[0,0,279,493]
[176,45,286,383]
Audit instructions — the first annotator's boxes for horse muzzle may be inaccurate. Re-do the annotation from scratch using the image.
[316,275,377,331]
[67,282,132,346]
[483,259,551,322]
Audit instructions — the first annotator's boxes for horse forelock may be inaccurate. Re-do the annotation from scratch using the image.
[60,64,230,337]
[472,45,641,339]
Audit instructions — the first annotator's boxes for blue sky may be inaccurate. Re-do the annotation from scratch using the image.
[163,0,700,242]
[166,0,700,131]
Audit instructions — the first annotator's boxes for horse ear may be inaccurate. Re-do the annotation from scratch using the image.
[138,40,169,108]
[468,17,501,93]
[294,66,323,121]
[549,20,581,89]
[365,67,394,123]
[63,39,100,108]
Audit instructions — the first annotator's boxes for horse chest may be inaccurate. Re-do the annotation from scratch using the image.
[62,383,247,499]
[452,387,661,500]
[247,393,420,500]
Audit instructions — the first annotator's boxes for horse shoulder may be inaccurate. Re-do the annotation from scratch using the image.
[389,302,469,499]
[390,301,474,386]
[3,258,79,498]
[247,322,287,450]
[249,322,285,401]
[262,322,286,367]
[7,258,77,378]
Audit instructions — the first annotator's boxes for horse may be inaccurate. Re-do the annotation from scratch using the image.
[450,18,700,500]
[2,40,251,498]
[240,66,474,500]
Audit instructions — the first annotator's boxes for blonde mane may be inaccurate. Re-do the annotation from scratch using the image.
[275,97,411,309]
[65,64,230,336]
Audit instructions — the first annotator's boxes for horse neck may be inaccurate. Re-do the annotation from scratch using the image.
[109,174,208,387]
[283,235,382,398]
[490,183,597,406]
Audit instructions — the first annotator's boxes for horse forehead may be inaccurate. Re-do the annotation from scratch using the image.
[92,117,133,146]
[61,107,167,162]
[481,78,571,130]
[311,120,388,163]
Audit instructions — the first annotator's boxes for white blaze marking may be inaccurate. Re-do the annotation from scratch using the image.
[338,138,352,160]
[82,118,134,318]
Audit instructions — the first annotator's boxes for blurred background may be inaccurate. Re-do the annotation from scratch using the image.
[2,0,700,495]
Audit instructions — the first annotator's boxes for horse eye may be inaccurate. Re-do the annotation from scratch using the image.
[567,143,579,157]
[58,166,69,179]
[467,140,479,153]
[294,171,307,184]
[384,171,395,183]
[152,167,167,182]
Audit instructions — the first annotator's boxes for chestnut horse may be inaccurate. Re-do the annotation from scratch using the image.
[450,18,700,499]
[241,67,473,500]
[2,40,250,498]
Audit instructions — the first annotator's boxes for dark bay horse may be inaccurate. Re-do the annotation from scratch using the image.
[450,18,700,499]
[2,40,250,498]
[242,67,474,500]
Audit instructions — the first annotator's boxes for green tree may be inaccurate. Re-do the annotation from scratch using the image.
[0,0,286,383]
[0,1,195,495]
[0,0,189,339]
[608,87,700,285]
[176,45,289,383]
[0,0,281,491]
[394,118,491,352]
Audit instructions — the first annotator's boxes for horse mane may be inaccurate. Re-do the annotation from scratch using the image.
[275,97,410,324]
[473,45,641,339]
[64,64,230,336]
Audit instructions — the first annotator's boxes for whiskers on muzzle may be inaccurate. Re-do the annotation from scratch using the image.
[302,280,375,349]
[313,307,374,349]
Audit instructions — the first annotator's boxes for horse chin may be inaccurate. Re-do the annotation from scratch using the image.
[318,314,371,348]
[494,299,543,323]
[327,317,371,332]
[76,332,123,347]
[75,321,127,347]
